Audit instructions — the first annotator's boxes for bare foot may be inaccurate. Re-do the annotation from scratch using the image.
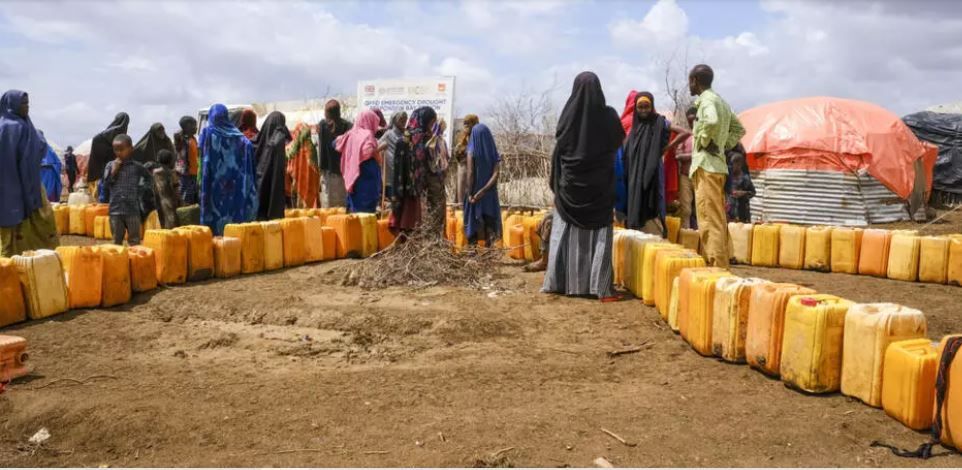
[524,260,547,272]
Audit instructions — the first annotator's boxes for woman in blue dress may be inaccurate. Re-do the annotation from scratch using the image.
[198,103,257,235]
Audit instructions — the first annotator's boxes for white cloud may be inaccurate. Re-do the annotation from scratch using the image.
[610,0,689,47]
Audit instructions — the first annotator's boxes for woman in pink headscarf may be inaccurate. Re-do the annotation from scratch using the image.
[335,108,382,213]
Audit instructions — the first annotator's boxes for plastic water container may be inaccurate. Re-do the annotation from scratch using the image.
[173,225,214,281]
[12,250,68,319]
[881,338,938,431]
[803,226,833,272]
[745,283,816,377]
[224,223,266,274]
[728,222,753,265]
[279,217,307,267]
[95,245,131,308]
[887,230,920,282]
[840,303,926,407]
[143,229,188,285]
[56,246,104,308]
[326,214,363,259]
[303,217,325,263]
[0,258,26,328]
[780,294,853,393]
[679,228,700,253]
[830,228,863,274]
[680,269,734,356]
[751,224,780,267]
[261,220,284,270]
[712,277,767,363]
[356,213,378,258]
[653,251,705,320]
[858,229,892,277]
[640,242,682,304]
[918,236,951,284]
[213,237,242,279]
[778,224,806,270]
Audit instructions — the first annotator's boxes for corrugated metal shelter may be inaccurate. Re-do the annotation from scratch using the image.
[740,97,937,226]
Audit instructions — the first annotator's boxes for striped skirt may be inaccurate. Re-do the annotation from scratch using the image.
[541,211,615,299]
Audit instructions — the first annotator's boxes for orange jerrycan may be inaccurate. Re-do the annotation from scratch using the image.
[95,245,131,308]
[224,223,265,274]
[0,258,27,328]
[302,217,325,263]
[935,335,962,450]
[56,246,104,309]
[128,246,158,293]
[745,283,816,376]
[653,250,705,320]
[858,229,892,277]
[213,237,242,279]
[143,229,188,285]
[0,335,29,382]
[261,220,284,270]
[881,338,938,431]
[278,217,307,267]
[173,225,214,281]
[712,277,767,363]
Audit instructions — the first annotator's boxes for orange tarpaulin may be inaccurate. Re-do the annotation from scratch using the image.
[739,97,936,199]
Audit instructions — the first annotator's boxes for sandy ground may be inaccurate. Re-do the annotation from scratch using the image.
[1,211,961,467]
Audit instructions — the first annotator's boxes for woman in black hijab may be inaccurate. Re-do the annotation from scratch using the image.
[132,122,175,165]
[543,71,625,300]
[88,112,130,194]
[252,111,292,221]
[623,91,670,234]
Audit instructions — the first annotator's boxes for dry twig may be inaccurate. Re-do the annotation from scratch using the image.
[339,226,504,291]
[27,375,119,390]
[600,428,637,447]
[606,341,650,358]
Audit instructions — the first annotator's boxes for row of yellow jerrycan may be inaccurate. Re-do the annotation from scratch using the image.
[443,208,547,258]
[614,228,962,450]
[1,211,394,330]
[52,203,163,238]
[730,222,962,285]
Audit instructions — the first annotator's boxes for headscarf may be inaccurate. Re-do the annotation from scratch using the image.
[40,145,63,202]
[623,91,667,232]
[317,100,352,174]
[88,111,129,182]
[285,122,320,208]
[463,123,502,239]
[252,111,292,220]
[372,108,387,139]
[132,122,174,164]
[335,108,380,193]
[427,118,449,173]
[620,90,638,136]
[381,111,407,188]
[198,103,257,235]
[455,113,479,163]
[395,106,436,198]
[238,109,258,140]
[550,72,625,229]
[0,90,48,227]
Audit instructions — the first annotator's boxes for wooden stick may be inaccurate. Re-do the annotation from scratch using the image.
[606,341,650,358]
[363,450,389,455]
[493,447,516,456]
[601,428,636,447]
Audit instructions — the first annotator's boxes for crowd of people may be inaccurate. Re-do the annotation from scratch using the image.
[0,63,752,302]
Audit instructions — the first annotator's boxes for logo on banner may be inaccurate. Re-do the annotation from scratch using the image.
[363,85,375,96]
[437,83,446,92]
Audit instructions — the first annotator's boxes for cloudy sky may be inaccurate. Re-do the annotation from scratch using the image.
[3,0,961,147]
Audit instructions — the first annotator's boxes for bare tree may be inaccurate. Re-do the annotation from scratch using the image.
[482,80,560,208]
[658,43,696,128]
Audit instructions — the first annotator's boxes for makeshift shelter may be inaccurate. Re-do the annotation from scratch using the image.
[903,110,962,207]
[740,97,937,226]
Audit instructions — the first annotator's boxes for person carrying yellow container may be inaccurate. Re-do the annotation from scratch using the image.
[688,64,745,268]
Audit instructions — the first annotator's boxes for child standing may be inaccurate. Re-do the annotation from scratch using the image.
[152,149,181,229]
[101,134,152,245]
[725,152,756,223]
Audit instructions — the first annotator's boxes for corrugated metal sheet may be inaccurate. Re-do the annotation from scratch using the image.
[750,169,916,226]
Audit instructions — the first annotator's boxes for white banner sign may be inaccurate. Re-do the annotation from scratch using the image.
[357,77,456,148]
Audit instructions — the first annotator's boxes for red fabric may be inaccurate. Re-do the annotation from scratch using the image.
[663,130,679,204]
[620,90,638,136]
[740,97,934,198]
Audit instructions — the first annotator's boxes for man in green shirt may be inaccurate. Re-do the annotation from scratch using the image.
[689,64,746,268]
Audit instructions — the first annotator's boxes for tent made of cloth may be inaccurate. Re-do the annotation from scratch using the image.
[739,96,937,200]
[903,110,962,196]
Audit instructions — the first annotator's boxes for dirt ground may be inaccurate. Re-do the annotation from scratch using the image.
[1,210,961,467]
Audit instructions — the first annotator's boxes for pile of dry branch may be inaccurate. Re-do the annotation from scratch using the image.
[340,228,506,290]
